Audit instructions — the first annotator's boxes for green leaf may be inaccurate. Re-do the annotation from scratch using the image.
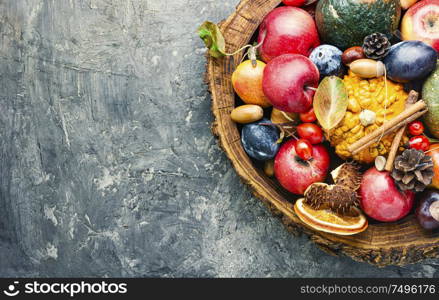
[197,21,226,58]
[313,76,348,131]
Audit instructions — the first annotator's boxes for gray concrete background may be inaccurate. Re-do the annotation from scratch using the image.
[0,0,438,277]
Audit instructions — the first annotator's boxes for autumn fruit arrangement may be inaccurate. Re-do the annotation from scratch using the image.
[199,0,439,237]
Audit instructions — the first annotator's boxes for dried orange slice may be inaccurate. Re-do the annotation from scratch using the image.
[294,198,368,236]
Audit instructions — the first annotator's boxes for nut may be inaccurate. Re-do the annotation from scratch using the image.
[375,156,387,171]
[230,104,263,124]
[350,59,385,78]
[341,46,365,66]
[429,201,439,222]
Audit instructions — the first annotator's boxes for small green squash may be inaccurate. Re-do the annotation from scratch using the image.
[423,61,439,138]
[315,0,401,50]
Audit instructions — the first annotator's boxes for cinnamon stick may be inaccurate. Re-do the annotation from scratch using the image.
[348,100,427,153]
[384,91,419,171]
[384,127,406,170]
[351,109,428,155]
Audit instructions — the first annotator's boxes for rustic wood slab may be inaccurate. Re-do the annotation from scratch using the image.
[206,0,439,266]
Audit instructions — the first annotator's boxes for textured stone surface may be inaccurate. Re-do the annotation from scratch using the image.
[0,0,438,277]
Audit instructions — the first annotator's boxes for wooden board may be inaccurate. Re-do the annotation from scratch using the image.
[206,0,439,266]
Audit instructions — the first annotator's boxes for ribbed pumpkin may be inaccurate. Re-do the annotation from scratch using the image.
[315,0,401,50]
[328,71,409,163]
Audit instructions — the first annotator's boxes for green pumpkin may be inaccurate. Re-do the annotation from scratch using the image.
[423,61,439,139]
[315,0,401,50]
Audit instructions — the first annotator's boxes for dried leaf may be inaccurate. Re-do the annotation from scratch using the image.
[313,76,348,131]
[270,108,299,124]
[197,21,226,58]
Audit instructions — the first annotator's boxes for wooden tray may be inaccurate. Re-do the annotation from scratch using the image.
[205,0,439,266]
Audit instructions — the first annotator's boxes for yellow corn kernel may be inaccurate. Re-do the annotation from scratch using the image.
[377,143,387,154]
[350,124,361,134]
[388,94,397,104]
[348,98,361,113]
[376,94,384,104]
[354,131,365,141]
[339,149,350,158]
[334,128,343,136]
[345,118,357,129]
[365,125,379,134]
[359,98,371,108]
[375,116,384,125]
[346,137,357,144]
[369,147,379,157]
[343,111,353,121]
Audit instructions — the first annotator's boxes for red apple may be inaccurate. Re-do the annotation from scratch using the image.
[263,54,319,113]
[274,139,330,195]
[401,0,439,52]
[282,0,306,6]
[257,6,320,62]
[360,167,415,222]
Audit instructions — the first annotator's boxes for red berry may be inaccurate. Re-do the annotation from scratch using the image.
[282,0,306,6]
[409,135,430,152]
[297,123,324,144]
[299,108,317,123]
[408,121,425,136]
[295,139,313,161]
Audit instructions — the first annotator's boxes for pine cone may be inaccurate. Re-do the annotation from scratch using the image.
[391,149,434,192]
[362,33,391,60]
